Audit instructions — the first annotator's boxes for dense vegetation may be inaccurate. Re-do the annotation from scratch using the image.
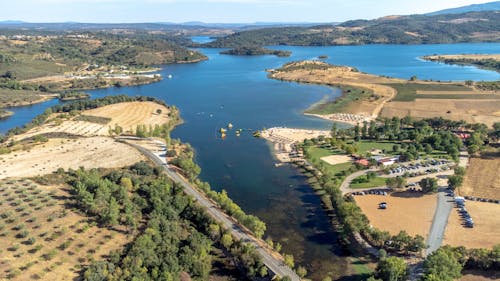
[423,56,500,72]
[65,164,267,281]
[58,91,90,101]
[221,46,291,57]
[0,31,206,80]
[205,11,500,47]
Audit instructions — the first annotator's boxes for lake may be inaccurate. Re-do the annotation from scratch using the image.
[1,42,499,280]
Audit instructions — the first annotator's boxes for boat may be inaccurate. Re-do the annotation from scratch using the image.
[219,128,227,133]
[252,131,261,138]
[167,74,173,79]
[227,123,233,129]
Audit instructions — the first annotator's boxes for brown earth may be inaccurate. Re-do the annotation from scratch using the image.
[443,201,500,249]
[0,179,131,281]
[381,99,500,127]
[354,192,437,238]
[458,157,500,200]
[0,137,145,179]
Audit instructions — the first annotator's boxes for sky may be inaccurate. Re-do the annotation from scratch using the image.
[0,0,495,23]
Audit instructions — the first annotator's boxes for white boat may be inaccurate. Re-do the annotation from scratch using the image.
[167,74,173,79]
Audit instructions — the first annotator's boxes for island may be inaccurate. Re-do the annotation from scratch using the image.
[221,46,291,57]
[58,91,90,101]
[422,54,500,72]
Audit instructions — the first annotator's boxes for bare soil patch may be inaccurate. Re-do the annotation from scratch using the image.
[320,155,353,165]
[354,192,437,237]
[425,54,500,61]
[0,137,145,179]
[443,201,500,249]
[459,157,500,200]
[83,101,170,134]
[0,179,130,280]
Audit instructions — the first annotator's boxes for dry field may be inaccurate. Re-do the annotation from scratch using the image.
[0,179,130,280]
[0,137,145,179]
[354,192,437,237]
[13,101,171,141]
[320,155,353,165]
[459,270,500,281]
[458,157,500,200]
[443,201,500,249]
[83,101,170,133]
[381,99,500,127]
[268,61,398,117]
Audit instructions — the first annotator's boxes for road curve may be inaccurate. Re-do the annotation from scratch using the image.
[119,138,300,281]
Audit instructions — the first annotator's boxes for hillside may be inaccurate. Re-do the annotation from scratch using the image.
[427,1,500,15]
[205,11,500,47]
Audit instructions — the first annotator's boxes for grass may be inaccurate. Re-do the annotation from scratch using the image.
[306,146,355,175]
[350,176,386,189]
[386,82,477,102]
[354,140,399,154]
[0,88,46,107]
[305,85,373,114]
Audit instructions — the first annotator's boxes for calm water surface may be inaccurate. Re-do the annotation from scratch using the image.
[1,42,499,280]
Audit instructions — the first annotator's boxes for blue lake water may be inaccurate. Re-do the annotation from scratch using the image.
[1,42,499,280]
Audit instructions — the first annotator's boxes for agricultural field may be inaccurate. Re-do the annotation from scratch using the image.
[0,179,130,280]
[13,101,171,141]
[353,192,437,237]
[82,101,170,133]
[443,201,500,249]
[459,157,500,200]
[0,137,145,179]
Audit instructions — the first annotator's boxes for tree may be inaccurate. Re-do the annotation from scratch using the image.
[386,176,406,189]
[420,178,438,193]
[296,266,307,278]
[423,247,463,281]
[447,175,463,190]
[330,123,338,138]
[375,256,408,281]
[221,233,233,249]
[425,144,433,154]
[284,254,295,268]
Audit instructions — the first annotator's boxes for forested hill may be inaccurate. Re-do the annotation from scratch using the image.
[204,11,500,47]
[427,1,500,16]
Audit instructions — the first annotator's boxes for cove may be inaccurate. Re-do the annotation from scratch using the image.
[1,42,499,280]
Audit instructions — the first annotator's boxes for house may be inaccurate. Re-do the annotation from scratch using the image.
[355,159,370,167]
[371,155,400,166]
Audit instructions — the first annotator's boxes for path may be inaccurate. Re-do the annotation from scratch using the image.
[425,150,469,256]
[118,137,300,281]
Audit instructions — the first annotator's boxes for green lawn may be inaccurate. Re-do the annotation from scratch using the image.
[306,147,354,175]
[350,176,386,189]
[355,141,399,154]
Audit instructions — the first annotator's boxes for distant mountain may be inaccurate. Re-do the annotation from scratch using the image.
[205,11,500,47]
[0,20,26,24]
[427,1,500,15]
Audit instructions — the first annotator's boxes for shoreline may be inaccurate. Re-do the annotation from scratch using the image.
[304,112,372,126]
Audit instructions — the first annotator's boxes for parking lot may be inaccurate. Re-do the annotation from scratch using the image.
[386,159,452,177]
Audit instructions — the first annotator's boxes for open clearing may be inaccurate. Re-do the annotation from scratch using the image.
[354,192,437,237]
[443,201,500,249]
[424,54,500,61]
[0,179,130,280]
[82,101,170,133]
[458,157,500,200]
[381,99,500,127]
[320,155,352,165]
[0,137,145,179]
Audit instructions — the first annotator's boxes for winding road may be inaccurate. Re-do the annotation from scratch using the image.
[118,137,300,281]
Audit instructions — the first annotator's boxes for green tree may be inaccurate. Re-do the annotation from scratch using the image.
[423,247,463,281]
[420,178,438,193]
[447,175,463,190]
[221,233,233,249]
[296,266,307,278]
[375,256,408,281]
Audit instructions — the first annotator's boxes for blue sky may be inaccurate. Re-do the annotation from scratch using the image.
[0,0,495,23]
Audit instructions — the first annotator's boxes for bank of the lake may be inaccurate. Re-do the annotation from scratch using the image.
[1,42,499,281]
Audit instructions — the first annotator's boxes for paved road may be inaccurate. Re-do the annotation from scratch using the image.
[425,151,469,256]
[425,187,454,255]
[120,138,300,281]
